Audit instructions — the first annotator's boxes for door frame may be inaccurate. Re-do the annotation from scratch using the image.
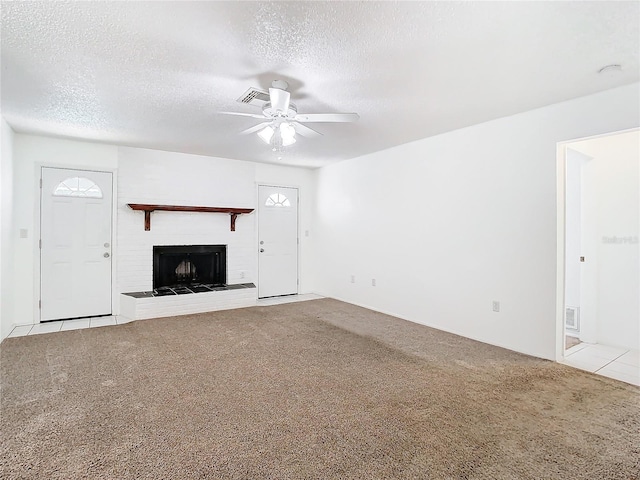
[554,127,638,361]
[35,164,118,323]
[256,183,300,298]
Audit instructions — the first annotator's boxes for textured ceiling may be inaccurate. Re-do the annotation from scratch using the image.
[1,1,638,168]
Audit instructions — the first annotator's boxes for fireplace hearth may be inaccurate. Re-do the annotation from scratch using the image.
[153,245,226,290]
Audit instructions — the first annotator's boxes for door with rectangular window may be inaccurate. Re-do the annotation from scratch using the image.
[258,185,298,298]
[40,167,113,321]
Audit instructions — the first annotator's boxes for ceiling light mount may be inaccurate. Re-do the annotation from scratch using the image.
[271,79,289,90]
[262,101,297,119]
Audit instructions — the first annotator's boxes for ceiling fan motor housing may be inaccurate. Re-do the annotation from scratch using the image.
[263,102,297,119]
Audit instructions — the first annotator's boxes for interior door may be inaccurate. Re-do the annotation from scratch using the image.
[258,185,298,298]
[40,167,113,321]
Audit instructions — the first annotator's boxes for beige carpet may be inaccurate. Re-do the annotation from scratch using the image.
[1,299,638,479]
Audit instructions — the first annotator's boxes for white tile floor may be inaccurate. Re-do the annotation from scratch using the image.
[5,294,326,339]
[562,342,640,386]
[7,315,124,338]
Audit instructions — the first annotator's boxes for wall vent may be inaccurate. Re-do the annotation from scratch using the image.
[565,306,580,332]
[237,87,270,107]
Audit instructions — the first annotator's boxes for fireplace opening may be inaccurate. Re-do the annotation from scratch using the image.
[153,245,226,291]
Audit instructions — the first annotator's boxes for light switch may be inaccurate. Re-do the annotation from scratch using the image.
[19,229,28,238]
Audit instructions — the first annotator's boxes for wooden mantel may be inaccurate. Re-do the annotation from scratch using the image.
[127,204,254,232]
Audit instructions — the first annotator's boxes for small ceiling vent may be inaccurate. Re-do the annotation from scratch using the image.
[237,87,270,106]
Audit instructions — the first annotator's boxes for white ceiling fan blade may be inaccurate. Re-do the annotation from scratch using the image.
[220,111,266,119]
[269,87,290,113]
[293,122,323,138]
[294,113,359,123]
[239,122,272,135]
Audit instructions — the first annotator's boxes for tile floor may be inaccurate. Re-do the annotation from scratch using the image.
[562,342,640,386]
[6,293,325,339]
[6,315,128,338]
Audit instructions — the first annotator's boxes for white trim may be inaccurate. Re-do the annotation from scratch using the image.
[555,143,567,362]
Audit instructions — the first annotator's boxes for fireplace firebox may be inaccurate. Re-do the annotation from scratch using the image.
[153,245,226,290]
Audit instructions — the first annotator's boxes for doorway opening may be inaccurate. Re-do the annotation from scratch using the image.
[556,129,639,385]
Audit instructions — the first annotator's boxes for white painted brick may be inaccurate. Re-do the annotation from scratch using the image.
[116,148,257,313]
[120,289,257,321]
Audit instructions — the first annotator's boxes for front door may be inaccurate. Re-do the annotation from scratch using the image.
[258,185,298,298]
[40,167,113,321]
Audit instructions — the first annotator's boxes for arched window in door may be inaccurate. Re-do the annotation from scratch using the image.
[53,177,103,198]
[265,193,291,207]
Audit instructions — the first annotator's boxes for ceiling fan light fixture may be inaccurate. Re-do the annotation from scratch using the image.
[226,80,358,149]
[282,135,296,147]
[258,122,296,148]
[258,125,274,144]
[280,122,296,142]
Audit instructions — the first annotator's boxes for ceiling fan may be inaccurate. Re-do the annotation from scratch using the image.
[221,80,359,149]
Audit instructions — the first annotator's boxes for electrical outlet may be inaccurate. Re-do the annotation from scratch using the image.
[492,301,500,312]
[350,275,355,284]
[240,271,245,279]
[372,278,376,287]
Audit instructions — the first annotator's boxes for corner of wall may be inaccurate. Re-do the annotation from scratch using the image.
[312,84,640,360]
[0,118,16,341]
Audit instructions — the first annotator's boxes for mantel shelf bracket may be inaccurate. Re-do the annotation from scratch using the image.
[127,204,254,232]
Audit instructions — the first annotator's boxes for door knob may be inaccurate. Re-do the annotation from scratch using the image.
[260,248,264,253]
[103,252,110,258]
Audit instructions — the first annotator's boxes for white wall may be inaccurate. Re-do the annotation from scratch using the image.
[570,131,639,350]
[4,84,637,358]
[254,162,317,294]
[1,119,15,340]
[116,148,316,304]
[7,136,315,326]
[313,83,640,360]
[116,148,256,305]
[11,134,119,326]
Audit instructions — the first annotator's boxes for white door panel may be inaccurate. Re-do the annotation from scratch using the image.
[41,167,113,321]
[258,185,298,298]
